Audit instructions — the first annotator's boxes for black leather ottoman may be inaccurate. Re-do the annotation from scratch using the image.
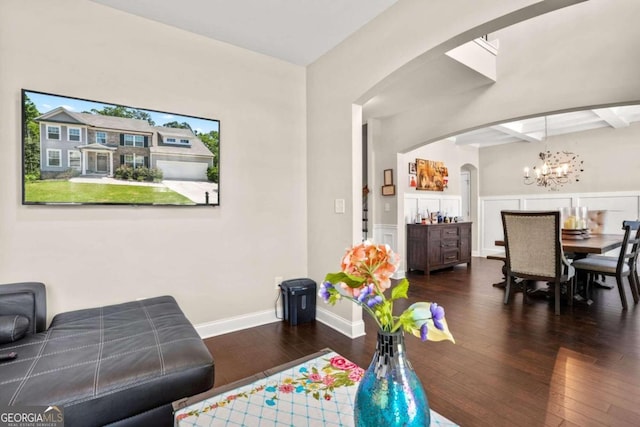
[0,289,214,427]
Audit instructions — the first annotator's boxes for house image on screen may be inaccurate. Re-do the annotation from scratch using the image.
[35,107,214,181]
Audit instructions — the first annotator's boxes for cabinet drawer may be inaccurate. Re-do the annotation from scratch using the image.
[441,226,459,238]
[441,239,458,249]
[442,248,460,263]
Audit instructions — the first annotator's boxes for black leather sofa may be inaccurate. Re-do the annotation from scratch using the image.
[0,282,214,426]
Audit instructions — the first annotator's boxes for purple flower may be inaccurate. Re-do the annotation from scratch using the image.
[366,295,383,308]
[420,323,428,341]
[430,303,445,331]
[356,284,373,303]
[319,281,334,302]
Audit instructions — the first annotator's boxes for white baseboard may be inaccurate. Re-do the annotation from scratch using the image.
[195,307,366,340]
[195,309,280,339]
[316,307,366,339]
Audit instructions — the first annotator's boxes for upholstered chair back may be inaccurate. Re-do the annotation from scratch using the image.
[502,211,561,279]
[587,210,607,234]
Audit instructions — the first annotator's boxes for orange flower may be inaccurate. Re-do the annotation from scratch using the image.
[340,242,399,290]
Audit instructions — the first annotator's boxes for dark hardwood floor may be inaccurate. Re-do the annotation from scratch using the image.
[203,257,640,427]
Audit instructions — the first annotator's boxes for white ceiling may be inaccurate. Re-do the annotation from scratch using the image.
[89,0,640,148]
[89,0,398,66]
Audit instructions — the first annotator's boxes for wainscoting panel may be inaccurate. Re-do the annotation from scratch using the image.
[480,191,640,255]
[481,198,521,255]
[524,197,573,210]
[404,194,462,224]
[577,195,639,234]
[373,224,398,252]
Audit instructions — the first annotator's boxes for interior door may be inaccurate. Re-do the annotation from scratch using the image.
[460,171,471,220]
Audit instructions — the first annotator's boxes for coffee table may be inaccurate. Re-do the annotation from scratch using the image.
[173,348,458,426]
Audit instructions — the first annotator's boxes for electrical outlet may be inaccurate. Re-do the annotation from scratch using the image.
[274,276,283,289]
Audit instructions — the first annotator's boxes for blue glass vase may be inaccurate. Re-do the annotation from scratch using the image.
[354,330,430,426]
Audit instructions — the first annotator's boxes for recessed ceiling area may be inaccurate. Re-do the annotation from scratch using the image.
[89,0,398,66]
[451,105,640,148]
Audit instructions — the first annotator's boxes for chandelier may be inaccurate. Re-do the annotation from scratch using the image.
[522,117,584,191]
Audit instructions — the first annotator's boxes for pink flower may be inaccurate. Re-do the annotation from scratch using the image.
[278,384,295,393]
[308,373,322,382]
[322,375,335,386]
[329,356,358,371]
[348,367,365,382]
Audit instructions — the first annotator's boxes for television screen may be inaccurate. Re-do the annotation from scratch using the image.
[22,89,220,206]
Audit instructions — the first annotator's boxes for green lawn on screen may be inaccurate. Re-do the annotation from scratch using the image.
[25,180,193,205]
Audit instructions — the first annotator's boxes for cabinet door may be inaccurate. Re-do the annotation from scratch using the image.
[459,223,471,262]
[427,227,442,269]
[407,226,427,270]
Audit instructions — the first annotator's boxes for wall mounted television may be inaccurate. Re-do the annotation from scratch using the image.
[22,89,220,206]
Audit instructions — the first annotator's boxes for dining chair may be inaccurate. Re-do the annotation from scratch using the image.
[587,210,607,235]
[586,209,608,286]
[572,221,640,309]
[501,210,575,315]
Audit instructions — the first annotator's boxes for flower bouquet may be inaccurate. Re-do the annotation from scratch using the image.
[319,241,454,342]
[319,241,454,426]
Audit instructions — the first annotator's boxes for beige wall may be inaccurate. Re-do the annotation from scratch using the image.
[307,0,640,331]
[480,122,640,196]
[0,0,307,325]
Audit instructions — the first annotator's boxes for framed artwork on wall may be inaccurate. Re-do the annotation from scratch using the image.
[416,158,448,192]
[22,89,220,206]
[382,185,395,196]
[408,162,416,175]
[383,168,394,185]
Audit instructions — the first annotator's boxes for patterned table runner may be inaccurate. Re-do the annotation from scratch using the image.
[175,350,458,426]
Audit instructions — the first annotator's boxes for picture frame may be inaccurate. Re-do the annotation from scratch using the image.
[415,158,448,192]
[383,169,393,185]
[22,89,220,206]
[408,162,416,175]
[381,185,395,196]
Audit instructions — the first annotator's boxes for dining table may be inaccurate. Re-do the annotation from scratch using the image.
[493,233,625,303]
[494,233,624,256]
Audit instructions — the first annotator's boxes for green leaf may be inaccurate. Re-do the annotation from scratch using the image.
[324,272,366,289]
[391,278,409,300]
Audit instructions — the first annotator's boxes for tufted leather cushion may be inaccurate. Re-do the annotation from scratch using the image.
[587,210,607,234]
[0,296,214,426]
[0,315,30,344]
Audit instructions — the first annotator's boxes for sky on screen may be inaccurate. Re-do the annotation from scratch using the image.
[25,90,219,135]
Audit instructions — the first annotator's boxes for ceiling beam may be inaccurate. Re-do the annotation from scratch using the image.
[490,123,542,143]
[593,108,629,128]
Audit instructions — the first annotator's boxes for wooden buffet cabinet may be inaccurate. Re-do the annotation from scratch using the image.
[406,222,472,275]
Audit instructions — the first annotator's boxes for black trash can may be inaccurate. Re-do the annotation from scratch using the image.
[279,278,316,326]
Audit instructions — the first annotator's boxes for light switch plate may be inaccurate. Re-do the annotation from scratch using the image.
[335,199,345,214]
